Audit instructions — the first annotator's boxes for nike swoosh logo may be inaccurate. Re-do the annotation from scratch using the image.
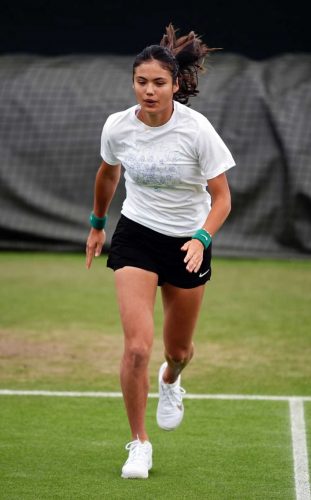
[199,269,210,278]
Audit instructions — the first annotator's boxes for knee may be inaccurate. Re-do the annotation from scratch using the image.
[124,343,151,369]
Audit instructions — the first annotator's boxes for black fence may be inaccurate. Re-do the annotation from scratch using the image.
[0,53,310,258]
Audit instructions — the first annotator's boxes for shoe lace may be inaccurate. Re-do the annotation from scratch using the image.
[125,440,147,463]
[161,383,186,407]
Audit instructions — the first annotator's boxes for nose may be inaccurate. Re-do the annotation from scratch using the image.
[146,83,155,95]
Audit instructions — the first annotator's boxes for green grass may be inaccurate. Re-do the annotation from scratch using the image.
[0,252,310,499]
[0,396,294,500]
[0,252,310,395]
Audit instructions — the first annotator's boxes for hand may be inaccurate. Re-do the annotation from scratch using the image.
[181,239,204,273]
[86,228,106,269]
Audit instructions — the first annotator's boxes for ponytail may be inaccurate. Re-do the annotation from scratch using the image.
[160,23,219,105]
[133,23,219,105]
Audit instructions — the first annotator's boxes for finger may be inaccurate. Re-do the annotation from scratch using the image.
[86,245,95,269]
[181,240,191,251]
[184,251,193,263]
[185,252,196,270]
[193,260,203,273]
[186,259,202,273]
[185,251,203,272]
[95,242,103,257]
[86,254,93,269]
[186,259,197,272]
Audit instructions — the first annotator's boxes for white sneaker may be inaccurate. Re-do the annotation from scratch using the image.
[121,439,152,479]
[156,362,186,431]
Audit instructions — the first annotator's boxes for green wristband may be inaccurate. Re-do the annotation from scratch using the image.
[192,228,212,249]
[89,211,108,230]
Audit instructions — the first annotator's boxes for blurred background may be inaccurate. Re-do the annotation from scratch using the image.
[1,0,310,258]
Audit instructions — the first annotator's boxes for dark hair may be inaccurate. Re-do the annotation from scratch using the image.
[133,23,218,105]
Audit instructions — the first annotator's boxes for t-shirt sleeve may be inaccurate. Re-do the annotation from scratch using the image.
[100,117,120,165]
[196,118,235,179]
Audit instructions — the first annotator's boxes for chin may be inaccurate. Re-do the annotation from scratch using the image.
[141,106,158,115]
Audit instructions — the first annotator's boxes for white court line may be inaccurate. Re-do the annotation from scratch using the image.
[0,389,311,401]
[290,399,311,500]
[1,389,310,498]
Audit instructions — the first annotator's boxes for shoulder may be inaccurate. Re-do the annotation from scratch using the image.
[104,105,136,132]
[175,101,216,134]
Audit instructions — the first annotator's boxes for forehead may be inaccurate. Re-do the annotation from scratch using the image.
[134,60,171,79]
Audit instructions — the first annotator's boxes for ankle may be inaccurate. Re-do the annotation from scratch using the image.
[162,363,186,384]
[132,433,149,443]
[162,368,178,384]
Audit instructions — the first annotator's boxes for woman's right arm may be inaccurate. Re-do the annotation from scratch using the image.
[86,160,121,269]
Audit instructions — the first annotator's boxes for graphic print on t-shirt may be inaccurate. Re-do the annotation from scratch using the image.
[123,140,182,187]
[100,101,235,235]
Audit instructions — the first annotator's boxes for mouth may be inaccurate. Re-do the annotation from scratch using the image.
[144,99,157,105]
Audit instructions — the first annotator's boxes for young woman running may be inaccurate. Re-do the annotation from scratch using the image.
[86,23,235,479]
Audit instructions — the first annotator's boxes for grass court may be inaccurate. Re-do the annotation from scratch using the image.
[0,252,310,499]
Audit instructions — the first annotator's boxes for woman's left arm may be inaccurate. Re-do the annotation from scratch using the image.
[202,172,231,236]
[181,173,231,273]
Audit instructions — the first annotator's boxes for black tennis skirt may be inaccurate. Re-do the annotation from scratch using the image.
[107,215,212,289]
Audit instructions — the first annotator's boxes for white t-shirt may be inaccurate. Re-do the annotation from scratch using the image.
[100,100,235,236]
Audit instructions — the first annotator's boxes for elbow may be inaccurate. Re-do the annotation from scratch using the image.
[223,192,231,219]
[97,162,121,185]
[226,196,232,217]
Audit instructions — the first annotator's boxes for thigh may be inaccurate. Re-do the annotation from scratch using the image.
[107,215,161,279]
[161,283,205,352]
[115,266,158,349]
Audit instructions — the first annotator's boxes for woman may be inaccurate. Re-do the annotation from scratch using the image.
[86,24,235,479]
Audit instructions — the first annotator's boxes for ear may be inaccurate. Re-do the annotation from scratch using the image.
[173,80,179,94]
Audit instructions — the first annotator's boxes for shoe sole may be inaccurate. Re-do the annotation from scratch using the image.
[156,420,183,431]
[121,473,149,479]
[121,465,152,479]
[121,460,152,479]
